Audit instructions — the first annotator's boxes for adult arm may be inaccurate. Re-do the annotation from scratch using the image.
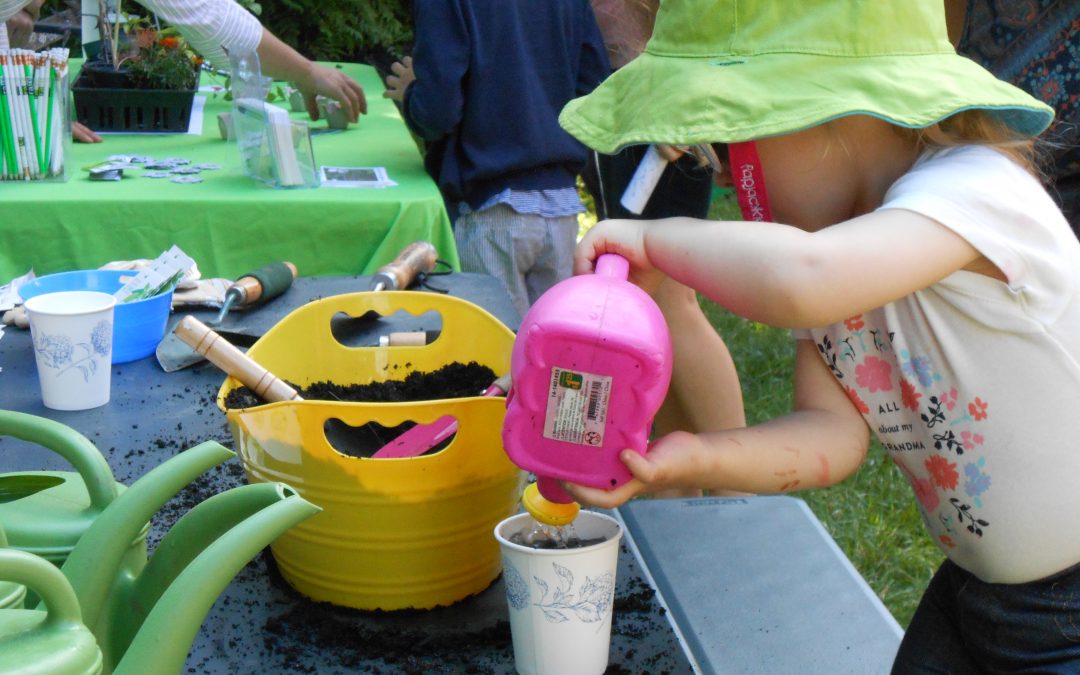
[0,0,30,23]
[255,28,366,121]
[3,0,39,47]
[137,0,365,120]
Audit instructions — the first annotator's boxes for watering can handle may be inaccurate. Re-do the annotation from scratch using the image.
[595,254,630,280]
[0,410,118,511]
[0,549,83,625]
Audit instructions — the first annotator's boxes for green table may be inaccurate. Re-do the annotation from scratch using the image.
[0,62,458,280]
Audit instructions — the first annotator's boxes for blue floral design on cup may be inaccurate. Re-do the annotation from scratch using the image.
[532,562,615,626]
[33,319,112,383]
[503,556,530,610]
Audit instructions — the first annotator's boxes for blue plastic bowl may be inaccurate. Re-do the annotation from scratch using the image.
[20,270,173,364]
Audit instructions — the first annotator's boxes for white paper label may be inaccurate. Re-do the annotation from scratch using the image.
[542,367,612,446]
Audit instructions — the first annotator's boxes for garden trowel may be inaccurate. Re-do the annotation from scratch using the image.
[156,261,297,372]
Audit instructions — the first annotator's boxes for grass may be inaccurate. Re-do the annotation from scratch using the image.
[699,300,943,628]
[700,190,943,628]
[581,186,943,627]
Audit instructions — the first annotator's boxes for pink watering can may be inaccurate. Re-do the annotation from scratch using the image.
[502,253,672,525]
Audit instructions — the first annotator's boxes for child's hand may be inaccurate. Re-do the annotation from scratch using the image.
[383,57,416,102]
[575,219,666,293]
[560,431,703,508]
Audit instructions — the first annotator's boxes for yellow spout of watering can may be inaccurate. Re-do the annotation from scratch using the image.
[521,482,580,526]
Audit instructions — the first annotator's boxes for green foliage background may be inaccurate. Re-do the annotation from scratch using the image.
[258,0,413,70]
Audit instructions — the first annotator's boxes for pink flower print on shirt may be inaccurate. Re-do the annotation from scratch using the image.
[925,455,959,491]
[968,397,989,421]
[900,378,922,411]
[845,386,869,414]
[939,534,956,549]
[895,459,940,512]
[844,316,865,331]
[855,356,893,393]
[940,387,959,412]
[960,431,984,452]
[911,475,941,512]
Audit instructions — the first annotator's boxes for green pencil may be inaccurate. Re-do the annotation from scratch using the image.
[0,64,17,177]
[43,64,55,178]
[25,62,43,176]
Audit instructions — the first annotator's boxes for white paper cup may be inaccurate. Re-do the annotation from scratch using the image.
[494,511,623,675]
[24,291,116,411]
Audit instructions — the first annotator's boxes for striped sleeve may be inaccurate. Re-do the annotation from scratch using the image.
[139,0,263,70]
[0,0,30,23]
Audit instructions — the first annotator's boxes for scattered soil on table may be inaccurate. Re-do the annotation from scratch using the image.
[258,544,673,674]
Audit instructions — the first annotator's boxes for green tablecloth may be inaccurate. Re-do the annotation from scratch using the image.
[0,62,457,280]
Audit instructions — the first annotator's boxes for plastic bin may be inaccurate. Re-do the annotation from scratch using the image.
[216,291,525,610]
[19,269,173,364]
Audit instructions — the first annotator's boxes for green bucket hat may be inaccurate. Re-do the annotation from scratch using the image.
[560,0,1055,154]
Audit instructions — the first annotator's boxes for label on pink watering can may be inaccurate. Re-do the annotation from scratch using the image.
[543,367,612,446]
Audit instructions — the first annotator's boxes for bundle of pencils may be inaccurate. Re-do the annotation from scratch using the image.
[0,48,69,181]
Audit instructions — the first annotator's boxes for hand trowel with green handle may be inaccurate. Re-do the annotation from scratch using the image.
[155,261,297,372]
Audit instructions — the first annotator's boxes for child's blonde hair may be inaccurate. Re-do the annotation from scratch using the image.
[910,110,1044,179]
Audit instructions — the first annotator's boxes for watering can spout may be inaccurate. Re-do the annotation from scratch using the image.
[58,441,235,632]
[114,485,320,675]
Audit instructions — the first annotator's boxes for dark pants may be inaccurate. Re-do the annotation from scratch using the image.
[581,146,713,221]
[892,559,1080,674]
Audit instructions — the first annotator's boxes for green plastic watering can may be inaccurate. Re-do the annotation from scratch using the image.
[0,525,28,610]
[0,411,147,581]
[0,414,321,674]
[0,549,103,675]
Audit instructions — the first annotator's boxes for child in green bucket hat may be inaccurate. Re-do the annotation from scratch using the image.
[560,0,1080,671]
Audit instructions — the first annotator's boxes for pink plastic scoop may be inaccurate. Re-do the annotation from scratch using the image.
[371,373,511,458]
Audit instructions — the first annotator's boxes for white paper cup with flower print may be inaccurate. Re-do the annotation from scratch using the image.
[494,510,623,675]
[24,291,115,410]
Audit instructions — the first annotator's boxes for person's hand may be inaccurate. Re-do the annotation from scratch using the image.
[383,56,415,102]
[5,0,43,48]
[297,64,366,122]
[574,218,666,293]
[560,430,704,508]
[72,122,102,144]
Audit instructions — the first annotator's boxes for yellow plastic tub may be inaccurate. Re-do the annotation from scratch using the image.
[216,291,525,610]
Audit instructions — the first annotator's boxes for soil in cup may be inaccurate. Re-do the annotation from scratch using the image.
[510,519,606,550]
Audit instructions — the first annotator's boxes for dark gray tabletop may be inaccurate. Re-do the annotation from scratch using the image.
[0,273,692,674]
[2,272,904,674]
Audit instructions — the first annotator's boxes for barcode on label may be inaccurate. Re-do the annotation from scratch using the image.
[586,381,603,421]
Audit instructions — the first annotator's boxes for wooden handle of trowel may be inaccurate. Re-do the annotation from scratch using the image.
[231,261,298,306]
[174,316,302,402]
[369,241,438,291]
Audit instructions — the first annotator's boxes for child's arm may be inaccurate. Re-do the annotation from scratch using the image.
[563,340,869,508]
[575,209,984,328]
[652,278,745,436]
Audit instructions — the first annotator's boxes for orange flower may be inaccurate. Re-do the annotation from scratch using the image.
[159,36,180,49]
